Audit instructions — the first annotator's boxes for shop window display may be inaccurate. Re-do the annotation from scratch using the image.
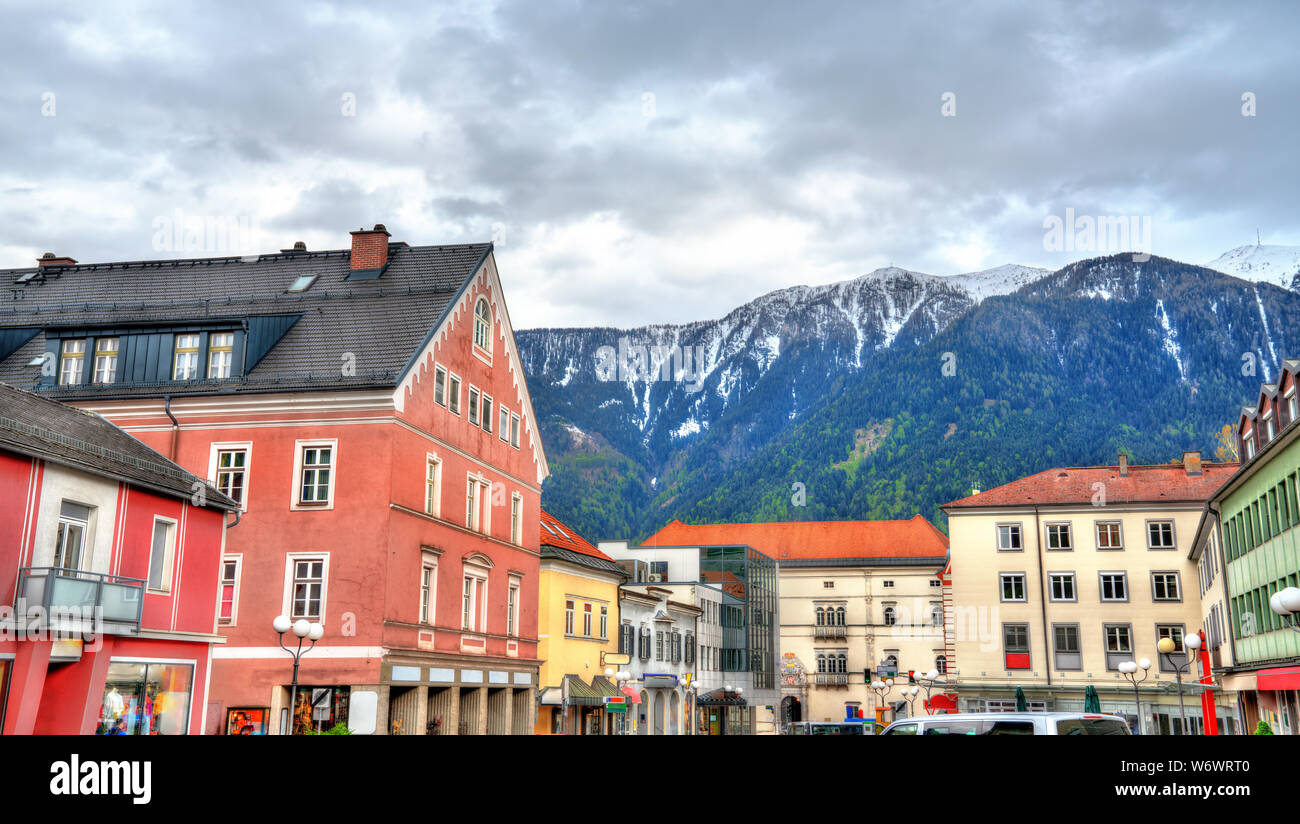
[97,661,193,735]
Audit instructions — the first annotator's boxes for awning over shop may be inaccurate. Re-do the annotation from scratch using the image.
[642,675,679,690]
[539,686,564,706]
[591,676,621,698]
[697,688,747,707]
[621,685,642,703]
[564,674,606,706]
[1256,666,1300,691]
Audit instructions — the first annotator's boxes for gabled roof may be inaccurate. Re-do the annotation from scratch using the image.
[643,515,949,561]
[0,242,492,398]
[0,382,236,510]
[943,462,1237,510]
[540,509,624,575]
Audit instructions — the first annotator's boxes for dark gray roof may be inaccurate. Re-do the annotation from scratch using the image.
[0,382,237,510]
[0,243,492,398]
[540,544,627,577]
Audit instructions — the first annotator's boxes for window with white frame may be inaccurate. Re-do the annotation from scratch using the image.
[565,599,575,635]
[510,493,522,545]
[462,562,489,632]
[508,579,520,636]
[213,447,249,507]
[583,603,593,637]
[1152,571,1181,601]
[59,339,85,385]
[295,442,335,507]
[219,556,241,625]
[599,604,608,639]
[1045,523,1072,550]
[434,365,447,407]
[1000,572,1026,602]
[499,406,510,442]
[420,553,438,625]
[510,413,520,448]
[482,395,493,433]
[290,558,325,620]
[997,523,1023,551]
[425,456,442,517]
[93,337,118,384]
[1100,572,1128,602]
[208,332,234,379]
[465,475,491,533]
[1147,520,1176,549]
[54,501,91,570]
[473,298,492,353]
[1096,521,1123,550]
[147,518,176,593]
[1048,572,1076,601]
[173,334,199,380]
[468,386,480,426]
[448,373,461,415]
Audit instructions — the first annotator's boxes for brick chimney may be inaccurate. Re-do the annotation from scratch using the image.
[349,224,390,271]
[1182,450,1202,476]
[38,252,77,266]
[1117,452,1129,477]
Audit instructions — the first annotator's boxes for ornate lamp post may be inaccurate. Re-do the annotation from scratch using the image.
[1158,633,1201,735]
[904,685,921,718]
[274,614,323,734]
[1117,658,1152,735]
[914,668,945,714]
[869,678,894,724]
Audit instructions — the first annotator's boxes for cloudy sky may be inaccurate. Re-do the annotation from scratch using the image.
[1,0,1297,328]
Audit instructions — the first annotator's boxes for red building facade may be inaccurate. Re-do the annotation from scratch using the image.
[0,228,547,734]
[0,385,237,734]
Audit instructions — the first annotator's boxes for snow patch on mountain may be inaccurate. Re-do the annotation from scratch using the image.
[1155,299,1186,381]
[1205,245,1300,290]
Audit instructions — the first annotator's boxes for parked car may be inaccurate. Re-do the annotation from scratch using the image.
[878,712,1132,736]
[786,721,873,735]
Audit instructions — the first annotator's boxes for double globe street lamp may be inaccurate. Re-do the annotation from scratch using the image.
[1157,632,1201,736]
[1269,586,1300,632]
[274,614,324,734]
[1117,657,1152,734]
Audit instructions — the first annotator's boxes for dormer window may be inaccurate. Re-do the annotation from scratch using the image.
[208,333,234,379]
[58,339,85,385]
[1264,411,1275,442]
[92,338,118,384]
[473,298,491,353]
[173,334,200,380]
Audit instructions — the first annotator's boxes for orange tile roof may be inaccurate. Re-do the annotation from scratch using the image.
[539,508,614,561]
[643,515,949,561]
[943,462,1239,509]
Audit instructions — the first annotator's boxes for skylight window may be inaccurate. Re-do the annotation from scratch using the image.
[27,355,45,366]
[15,272,37,284]
[552,524,571,540]
[287,273,318,292]
[541,521,559,536]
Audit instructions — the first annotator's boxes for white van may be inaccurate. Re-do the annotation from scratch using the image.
[878,712,1131,736]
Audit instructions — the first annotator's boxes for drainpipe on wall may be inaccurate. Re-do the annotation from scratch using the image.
[163,395,179,461]
[1033,506,1052,690]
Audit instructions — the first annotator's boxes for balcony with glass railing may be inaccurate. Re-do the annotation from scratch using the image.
[13,567,145,633]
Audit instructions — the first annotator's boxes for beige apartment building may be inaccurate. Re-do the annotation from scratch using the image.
[646,517,950,728]
[943,452,1243,733]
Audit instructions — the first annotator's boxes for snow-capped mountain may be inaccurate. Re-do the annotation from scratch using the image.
[517,262,1050,461]
[1205,244,1300,290]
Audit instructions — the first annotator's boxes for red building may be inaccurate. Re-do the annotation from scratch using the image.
[0,227,548,734]
[0,383,238,734]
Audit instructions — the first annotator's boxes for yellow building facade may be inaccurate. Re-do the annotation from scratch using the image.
[534,510,627,735]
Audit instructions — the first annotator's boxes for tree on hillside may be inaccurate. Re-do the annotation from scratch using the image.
[1213,423,1239,462]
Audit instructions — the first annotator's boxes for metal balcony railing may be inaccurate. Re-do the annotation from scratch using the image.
[814,625,847,639]
[16,567,145,631]
[815,673,849,686]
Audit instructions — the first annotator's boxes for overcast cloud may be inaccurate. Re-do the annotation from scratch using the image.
[1,0,1297,327]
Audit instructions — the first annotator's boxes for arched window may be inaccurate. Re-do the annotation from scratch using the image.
[935,655,947,675]
[836,653,847,673]
[473,298,491,352]
[836,606,846,626]
[816,653,827,673]
[815,607,825,626]
[883,606,896,626]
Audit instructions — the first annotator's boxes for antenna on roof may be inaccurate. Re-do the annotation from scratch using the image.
[1257,228,1261,246]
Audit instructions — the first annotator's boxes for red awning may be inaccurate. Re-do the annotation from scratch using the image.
[621,685,642,703]
[1256,666,1300,691]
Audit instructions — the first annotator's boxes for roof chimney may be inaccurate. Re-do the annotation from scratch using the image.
[38,252,77,267]
[349,224,391,273]
[1117,453,1129,477]
[1182,450,1202,476]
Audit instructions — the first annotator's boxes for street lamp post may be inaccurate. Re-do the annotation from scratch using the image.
[1118,658,1152,735]
[914,668,945,714]
[274,614,324,734]
[606,667,634,735]
[1158,634,1201,735]
[904,686,921,718]
[869,678,894,725]
[1269,587,1300,632]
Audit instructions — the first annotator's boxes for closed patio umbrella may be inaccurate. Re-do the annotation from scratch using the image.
[1084,685,1101,713]
[1015,686,1027,711]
